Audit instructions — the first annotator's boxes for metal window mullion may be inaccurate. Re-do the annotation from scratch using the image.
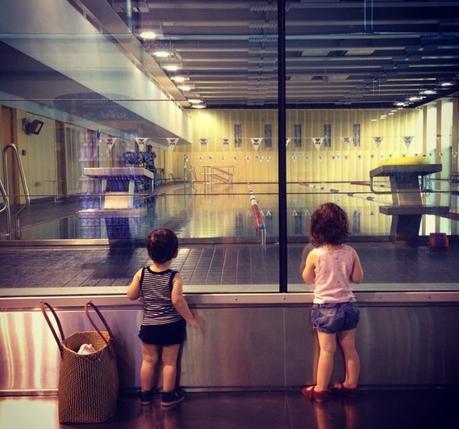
[278,0,287,293]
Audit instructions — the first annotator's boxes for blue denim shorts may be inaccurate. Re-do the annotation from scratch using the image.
[311,302,359,333]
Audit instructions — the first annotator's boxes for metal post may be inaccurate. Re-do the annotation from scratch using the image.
[278,0,287,293]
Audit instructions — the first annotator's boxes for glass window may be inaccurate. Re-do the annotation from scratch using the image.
[286,0,459,293]
[1,0,458,297]
[0,0,278,294]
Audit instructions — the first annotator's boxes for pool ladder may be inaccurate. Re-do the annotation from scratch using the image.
[0,144,30,239]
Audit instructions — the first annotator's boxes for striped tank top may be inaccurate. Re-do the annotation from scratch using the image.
[140,267,183,326]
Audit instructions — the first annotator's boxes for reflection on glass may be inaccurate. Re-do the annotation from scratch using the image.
[0,0,458,293]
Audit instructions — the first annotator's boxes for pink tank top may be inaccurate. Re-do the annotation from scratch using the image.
[313,244,356,304]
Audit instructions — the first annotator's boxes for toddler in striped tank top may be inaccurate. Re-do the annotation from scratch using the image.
[127,228,202,407]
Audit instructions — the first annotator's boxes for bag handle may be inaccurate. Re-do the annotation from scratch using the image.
[84,301,115,357]
[40,302,65,357]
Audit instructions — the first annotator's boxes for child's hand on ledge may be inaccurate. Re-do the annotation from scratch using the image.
[189,314,205,331]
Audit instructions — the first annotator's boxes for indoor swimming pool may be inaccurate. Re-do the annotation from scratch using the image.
[1,181,457,292]
[7,181,456,242]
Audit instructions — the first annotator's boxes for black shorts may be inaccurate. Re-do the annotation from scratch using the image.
[138,319,186,346]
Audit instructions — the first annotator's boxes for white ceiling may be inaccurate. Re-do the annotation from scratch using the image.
[92,0,459,108]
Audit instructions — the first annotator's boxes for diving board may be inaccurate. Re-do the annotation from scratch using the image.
[370,164,449,241]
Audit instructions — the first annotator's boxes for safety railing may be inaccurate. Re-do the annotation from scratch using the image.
[0,178,11,238]
[2,144,31,239]
[202,165,235,185]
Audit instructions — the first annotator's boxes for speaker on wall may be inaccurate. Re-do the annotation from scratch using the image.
[22,118,44,135]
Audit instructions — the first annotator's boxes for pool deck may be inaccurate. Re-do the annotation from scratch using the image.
[1,242,458,293]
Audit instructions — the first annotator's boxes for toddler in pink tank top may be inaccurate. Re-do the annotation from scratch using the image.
[301,203,364,402]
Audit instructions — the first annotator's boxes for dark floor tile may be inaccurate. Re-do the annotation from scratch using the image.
[1,390,458,429]
[158,392,291,429]
[287,390,458,429]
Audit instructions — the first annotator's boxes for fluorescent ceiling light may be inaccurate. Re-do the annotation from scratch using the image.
[178,84,194,91]
[420,89,437,95]
[380,115,387,119]
[171,75,188,83]
[192,104,206,109]
[153,50,171,58]
[188,98,203,104]
[408,96,424,102]
[163,64,180,72]
[139,30,158,40]
[440,81,453,87]
[394,101,407,107]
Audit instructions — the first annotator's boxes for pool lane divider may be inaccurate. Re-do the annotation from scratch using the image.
[248,184,266,246]
[300,182,387,205]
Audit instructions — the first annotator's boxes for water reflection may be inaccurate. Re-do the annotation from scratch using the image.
[311,400,358,429]
[136,403,180,429]
[18,182,456,241]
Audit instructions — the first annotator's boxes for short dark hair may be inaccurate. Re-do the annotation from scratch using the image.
[309,202,349,246]
[145,228,178,263]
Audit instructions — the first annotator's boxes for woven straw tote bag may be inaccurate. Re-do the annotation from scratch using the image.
[41,302,119,423]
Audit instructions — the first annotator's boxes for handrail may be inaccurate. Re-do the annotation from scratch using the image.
[208,165,235,177]
[0,178,12,237]
[3,144,30,205]
[202,165,235,184]
[2,144,31,238]
[0,178,8,213]
[206,173,231,182]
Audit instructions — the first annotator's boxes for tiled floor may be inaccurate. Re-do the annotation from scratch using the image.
[1,242,459,290]
[1,390,457,429]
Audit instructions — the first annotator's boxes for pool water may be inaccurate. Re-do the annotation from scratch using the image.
[18,182,455,241]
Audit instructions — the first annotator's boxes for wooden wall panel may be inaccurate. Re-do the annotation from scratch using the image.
[1,106,18,203]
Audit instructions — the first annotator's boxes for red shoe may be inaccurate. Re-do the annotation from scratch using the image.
[301,385,328,402]
[329,383,357,398]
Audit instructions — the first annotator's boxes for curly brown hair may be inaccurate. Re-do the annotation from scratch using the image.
[145,228,178,263]
[309,202,349,246]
